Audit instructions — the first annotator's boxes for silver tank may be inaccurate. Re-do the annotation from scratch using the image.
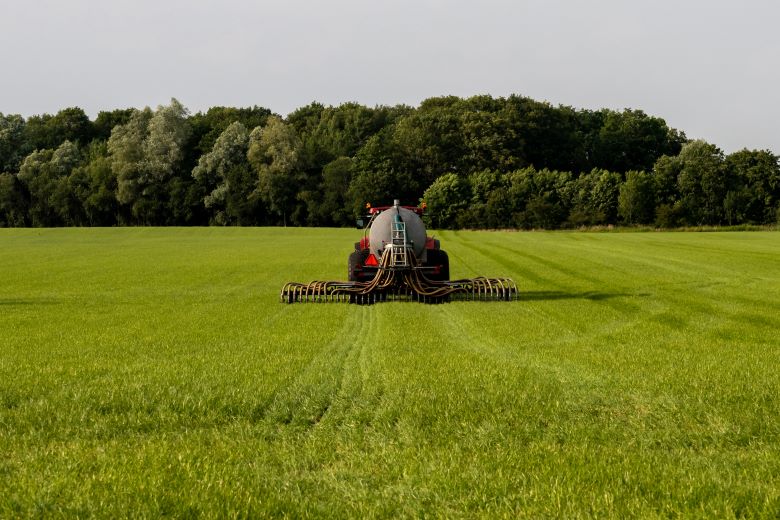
[369,204,427,260]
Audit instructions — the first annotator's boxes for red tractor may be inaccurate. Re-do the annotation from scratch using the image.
[281,200,516,303]
[348,202,449,284]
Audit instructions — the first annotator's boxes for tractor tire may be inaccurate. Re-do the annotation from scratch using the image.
[348,251,362,282]
[426,249,450,281]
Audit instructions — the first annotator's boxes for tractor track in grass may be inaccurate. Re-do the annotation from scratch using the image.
[320,307,384,429]
[262,310,358,428]
[261,307,381,430]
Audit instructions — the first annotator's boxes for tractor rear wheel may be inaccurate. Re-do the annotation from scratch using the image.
[348,251,363,282]
[426,249,450,281]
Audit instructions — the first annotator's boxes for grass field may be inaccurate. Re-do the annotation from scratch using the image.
[1,227,779,518]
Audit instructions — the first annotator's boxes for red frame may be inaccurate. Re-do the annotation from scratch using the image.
[368,205,424,216]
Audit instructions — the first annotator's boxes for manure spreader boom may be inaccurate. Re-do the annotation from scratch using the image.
[281,200,518,303]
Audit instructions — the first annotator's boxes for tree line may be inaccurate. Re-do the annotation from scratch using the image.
[1,95,778,228]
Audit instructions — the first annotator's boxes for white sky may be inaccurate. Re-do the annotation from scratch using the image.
[1,0,778,153]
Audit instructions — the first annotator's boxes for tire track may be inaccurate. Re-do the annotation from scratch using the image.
[316,307,379,428]
[261,310,362,428]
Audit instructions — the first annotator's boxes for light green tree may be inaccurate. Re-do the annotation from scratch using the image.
[248,116,301,226]
[17,141,82,226]
[192,121,252,224]
[108,107,152,207]
[0,113,26,172]
[108,99,191,223]
[144,99,191,182]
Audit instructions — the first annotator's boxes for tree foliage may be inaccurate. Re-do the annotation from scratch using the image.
[248,116,302,226]
[2,95,779,229]
[192,121,256,225]
[108,99,191,224]
[423,173,470,229]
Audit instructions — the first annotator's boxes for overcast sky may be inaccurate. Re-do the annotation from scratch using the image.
[1,0,778,153]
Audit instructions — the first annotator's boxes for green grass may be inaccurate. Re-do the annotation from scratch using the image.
[1,227,779,518]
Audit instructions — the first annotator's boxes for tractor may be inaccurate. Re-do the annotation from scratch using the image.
[281,200,517,303]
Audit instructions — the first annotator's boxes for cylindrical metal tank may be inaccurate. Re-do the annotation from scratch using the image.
[369,205,427,259]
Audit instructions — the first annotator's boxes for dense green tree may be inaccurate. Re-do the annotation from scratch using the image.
[592,109,685,173]
[288,103,393,225]
[391,102,467,187]
[310,156,354,226]
[0,95,777,229]
[503,167,571,229]
[165,175,206,226]
[348,129,422,216]
[291,102,389,166]
[722,188,752,226]
[21,114,55,153]
[725,149,780,223]
[50,107,94,145]
[504,95,584,173]
[381,96,526,184]
[468,170,503,203]
[654,202,685,228]
[22,107,93,152]
[0,172,28,226]
[455,170,504,228]
[109,110,149,222]
[189,106,272,160]
[68,142,118,226]
[109,107,153,213]
[0,113,26,172]
[675,140,729,225]
[144,99,191,180]
[565,170,603,226]
[50,141,87,224]
[458,96,525,173]
[561,169,619,226]
[286,102,326,136]
[652,154,682,206]
[618,171,656,224]
[145,100,193,225]
[591,169,622,223]
[93,109,135,141]
[423,173,471,229]
[17,149,57,226]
